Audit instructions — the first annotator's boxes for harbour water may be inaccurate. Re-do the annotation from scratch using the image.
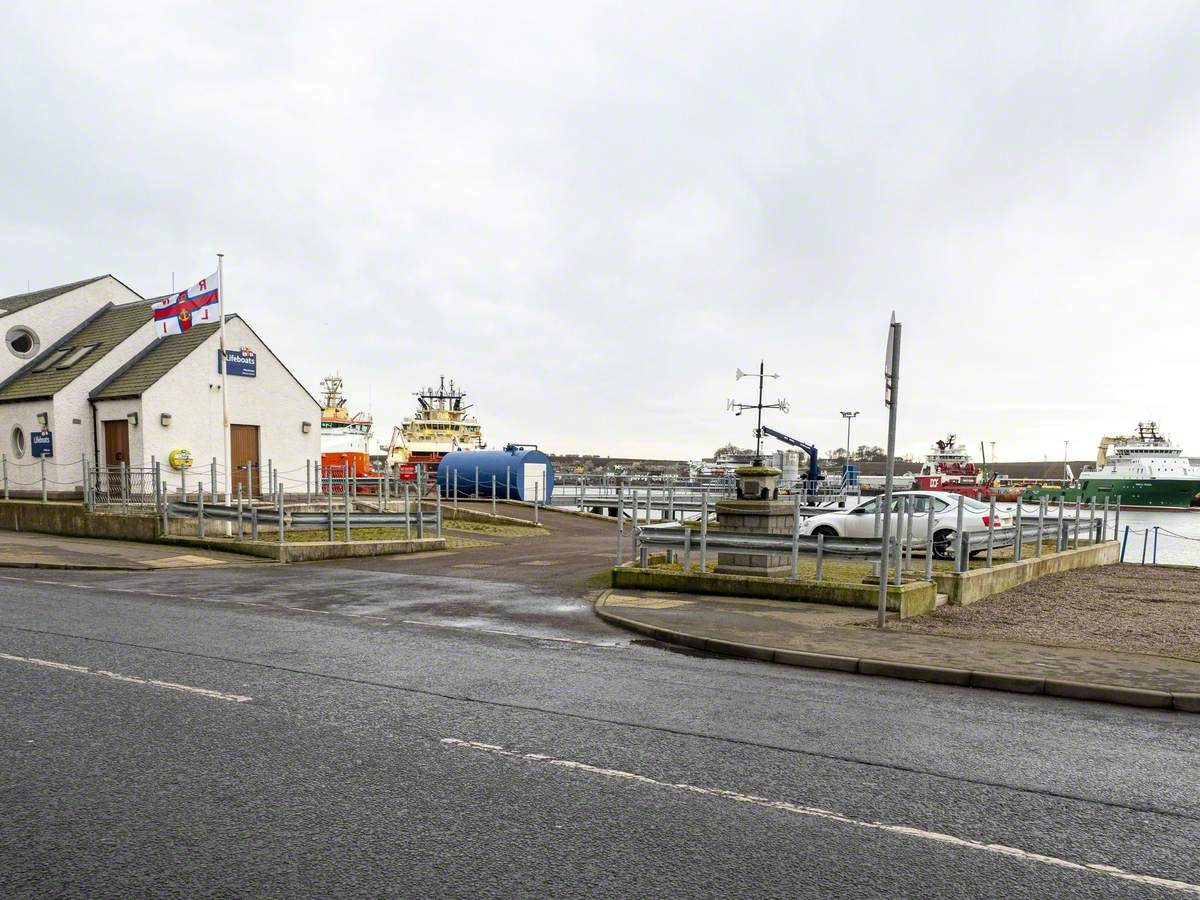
[997,503,1200,567]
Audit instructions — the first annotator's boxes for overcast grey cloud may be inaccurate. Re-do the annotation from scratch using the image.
[3,1,1198,462]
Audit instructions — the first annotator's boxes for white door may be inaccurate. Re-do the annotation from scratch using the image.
[522,463,547,503]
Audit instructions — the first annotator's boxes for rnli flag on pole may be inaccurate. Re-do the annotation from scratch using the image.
[152,272,219,337]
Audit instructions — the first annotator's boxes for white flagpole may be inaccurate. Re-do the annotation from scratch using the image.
[217,253,232,505]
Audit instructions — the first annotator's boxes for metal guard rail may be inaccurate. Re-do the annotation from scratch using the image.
[168,502,438,528]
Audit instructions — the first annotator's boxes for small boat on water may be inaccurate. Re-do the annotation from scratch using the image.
[1021,422,1200,510]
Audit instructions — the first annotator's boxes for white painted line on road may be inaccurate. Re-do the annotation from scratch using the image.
[442,738,1200,897]
[0,652,252,703]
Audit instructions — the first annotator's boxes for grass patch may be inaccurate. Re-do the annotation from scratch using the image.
[443,521,548,537]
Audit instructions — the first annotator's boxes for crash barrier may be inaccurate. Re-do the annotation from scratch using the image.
[166,491,441,545]
[627,495,1112,585]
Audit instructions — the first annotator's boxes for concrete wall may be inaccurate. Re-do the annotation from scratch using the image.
[0,278,139,382]
[611,565,936,619]
[0,500,158,541]
[140,317,321,497]
[933,541,1121,605]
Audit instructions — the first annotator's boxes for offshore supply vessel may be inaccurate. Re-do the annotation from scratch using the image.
[319,375,377,477]
[913,434,996,500]
[382,376,484,469]
[1021,422,1200,509]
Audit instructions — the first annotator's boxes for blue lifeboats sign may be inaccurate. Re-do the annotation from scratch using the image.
[31,430,53,458]
[218,347,257,377]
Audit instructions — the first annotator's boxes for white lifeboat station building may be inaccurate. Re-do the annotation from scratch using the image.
[0,275,321,499]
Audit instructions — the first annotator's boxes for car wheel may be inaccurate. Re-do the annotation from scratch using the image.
[811,525,838,537]
[933,528,957,559]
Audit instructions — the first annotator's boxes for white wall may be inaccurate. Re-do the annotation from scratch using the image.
[140,317,322,497]
[0,277,142,383]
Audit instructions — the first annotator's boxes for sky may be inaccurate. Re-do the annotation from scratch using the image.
[2,2,1198,463]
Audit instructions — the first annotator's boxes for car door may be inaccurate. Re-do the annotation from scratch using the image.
[841,498,880,538]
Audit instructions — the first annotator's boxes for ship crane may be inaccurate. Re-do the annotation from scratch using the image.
[757,426,823,487]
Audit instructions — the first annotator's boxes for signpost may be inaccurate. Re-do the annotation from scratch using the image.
[878,313,901,628]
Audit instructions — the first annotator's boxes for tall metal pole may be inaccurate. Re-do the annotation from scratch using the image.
[877,315,901,628]
[217,254,232,504]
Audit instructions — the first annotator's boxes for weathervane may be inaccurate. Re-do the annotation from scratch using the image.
[727,361,789,465]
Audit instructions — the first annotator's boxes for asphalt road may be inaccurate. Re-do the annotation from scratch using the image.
[1,546,1197,897]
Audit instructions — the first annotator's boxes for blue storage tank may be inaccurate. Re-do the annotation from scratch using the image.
[437,445,554,503]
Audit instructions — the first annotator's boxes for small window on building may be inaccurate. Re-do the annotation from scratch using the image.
[32,348,72,372]
[12,426,25,459]
[5,326,40,359]
[55,344,98,369]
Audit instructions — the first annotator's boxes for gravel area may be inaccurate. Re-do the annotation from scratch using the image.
[893,563,1200,661]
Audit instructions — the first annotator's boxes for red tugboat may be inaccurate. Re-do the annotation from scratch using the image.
[913,434,997,500]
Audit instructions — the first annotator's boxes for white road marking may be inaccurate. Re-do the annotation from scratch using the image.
[0,652,251,703]
[399,619,613,647]
[442,738,1200,897]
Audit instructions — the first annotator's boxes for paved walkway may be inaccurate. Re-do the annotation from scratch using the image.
[597,590,1200,704]
[0,530,267,570]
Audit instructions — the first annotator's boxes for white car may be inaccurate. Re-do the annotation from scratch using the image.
[799,491,1012,559]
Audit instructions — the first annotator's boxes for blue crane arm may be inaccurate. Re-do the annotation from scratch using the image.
[757,426,822,483]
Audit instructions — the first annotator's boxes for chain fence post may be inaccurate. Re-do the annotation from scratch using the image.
[790,491,800,579]
[2,454,7,500]
[120,461,128,514]
[615,486,624,565]
[816,533,825,582]
[344,468,351,543]
[925,505,934,581]
[699,487,708,572]
[327,482,334,542]
[492,475,497,516]
[40,457,47,503]
[1036,499,1046,558]
[1013,500,1023,562]
[506,465,511,501]
[278,485,286,557]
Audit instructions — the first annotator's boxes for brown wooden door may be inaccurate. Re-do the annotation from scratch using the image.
[231,424,260,498]
[102,420,131,498]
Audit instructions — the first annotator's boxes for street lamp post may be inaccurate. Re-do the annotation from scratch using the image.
[840,411,859,472]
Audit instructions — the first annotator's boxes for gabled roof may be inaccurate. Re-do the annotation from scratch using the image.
[91,320,220,400]
[0,276,109,317]
[0,300,155,402]
[90,314,322,409]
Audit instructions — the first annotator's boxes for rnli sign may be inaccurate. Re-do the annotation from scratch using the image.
[31,431,53,458]
[218,347,257,377]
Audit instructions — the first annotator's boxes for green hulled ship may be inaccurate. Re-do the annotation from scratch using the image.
[1022,422,1200,510]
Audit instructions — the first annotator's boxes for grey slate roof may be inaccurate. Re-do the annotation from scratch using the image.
[0,276,108,317]
[0,301,155,402]
[90,320,221,400]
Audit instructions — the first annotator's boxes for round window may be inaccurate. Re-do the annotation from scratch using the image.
[6,326,39,359]
[12,426,25,459]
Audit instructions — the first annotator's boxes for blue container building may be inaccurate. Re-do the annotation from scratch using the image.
[436,445,554,503]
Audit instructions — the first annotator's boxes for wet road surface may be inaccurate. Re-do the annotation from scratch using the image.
[0,511,1197,898]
